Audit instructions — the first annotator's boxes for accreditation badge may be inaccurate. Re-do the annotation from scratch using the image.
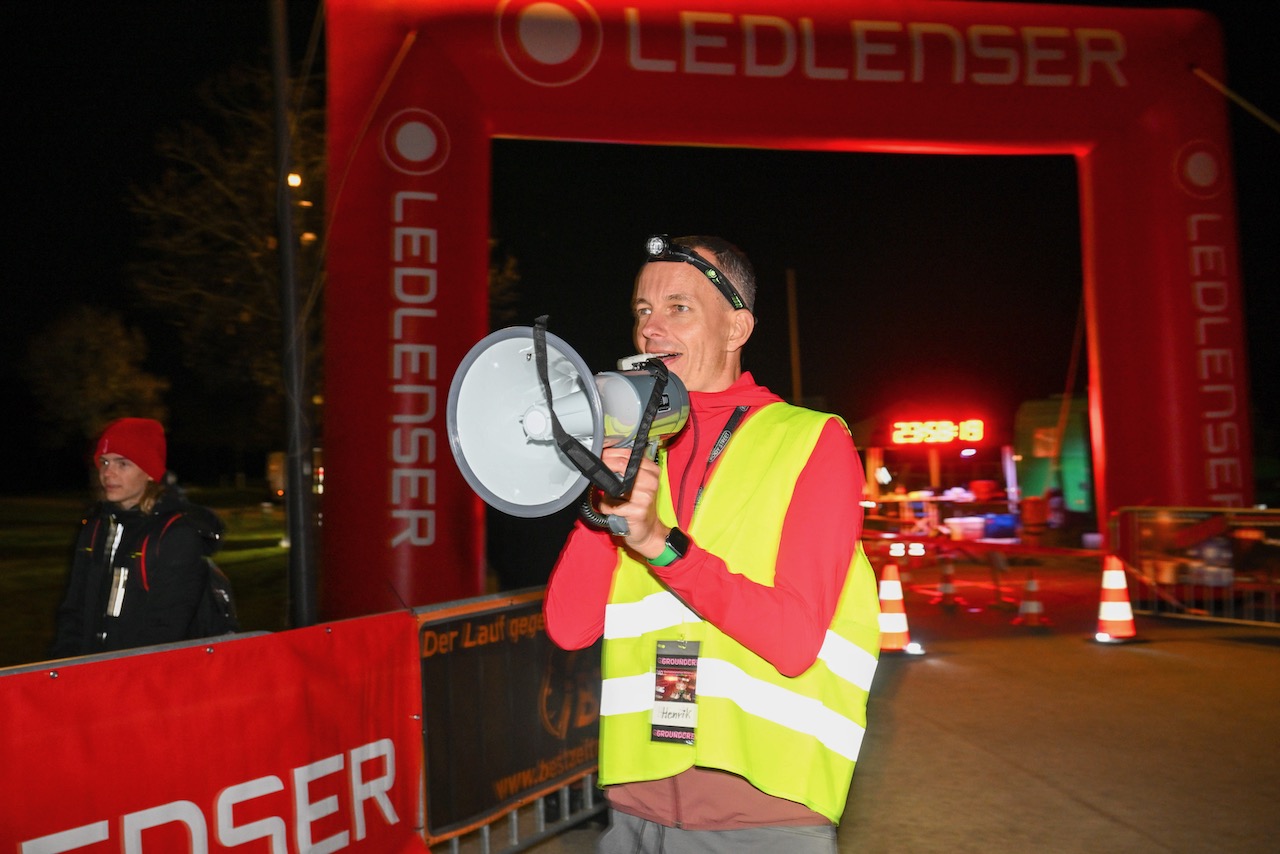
[652,640,699,744]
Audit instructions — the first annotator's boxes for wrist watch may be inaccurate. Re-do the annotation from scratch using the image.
[647,527,690,567]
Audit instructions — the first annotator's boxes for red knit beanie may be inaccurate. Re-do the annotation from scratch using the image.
[95,418,167,481]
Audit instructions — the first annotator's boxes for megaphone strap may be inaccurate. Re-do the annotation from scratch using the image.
[532,316,669,502]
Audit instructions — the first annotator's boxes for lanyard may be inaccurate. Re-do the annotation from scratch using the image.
[690,404,750,518]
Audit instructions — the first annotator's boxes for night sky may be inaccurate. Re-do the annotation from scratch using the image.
[490,142,1086,442]
[4,1,1277,491]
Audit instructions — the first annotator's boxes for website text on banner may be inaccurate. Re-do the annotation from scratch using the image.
[417,590,601,843]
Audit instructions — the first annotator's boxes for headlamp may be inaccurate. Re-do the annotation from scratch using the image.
[645,234,748,311]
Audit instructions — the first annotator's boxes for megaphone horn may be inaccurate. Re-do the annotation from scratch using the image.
[447,324,689,520]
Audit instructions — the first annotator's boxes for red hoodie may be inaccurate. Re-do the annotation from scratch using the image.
[544,372,866,829]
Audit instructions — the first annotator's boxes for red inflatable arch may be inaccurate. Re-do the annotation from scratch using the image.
[323,0,1252,617]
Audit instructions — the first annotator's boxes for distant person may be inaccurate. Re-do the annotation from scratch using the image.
[543,235,881,852]
[49,418,222,658]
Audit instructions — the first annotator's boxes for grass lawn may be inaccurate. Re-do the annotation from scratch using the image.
[0,488,292,669]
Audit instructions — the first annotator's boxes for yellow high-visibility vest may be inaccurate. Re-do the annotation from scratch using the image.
[599,403,881,823]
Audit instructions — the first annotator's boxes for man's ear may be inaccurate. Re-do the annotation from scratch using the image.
[727,309,755,353]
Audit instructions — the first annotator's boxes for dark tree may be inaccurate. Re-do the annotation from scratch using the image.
[127,62,325,464]
[25,305,169,447]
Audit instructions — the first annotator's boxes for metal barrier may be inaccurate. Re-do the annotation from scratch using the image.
[440,775,604,854]
[1110,506,1280,625]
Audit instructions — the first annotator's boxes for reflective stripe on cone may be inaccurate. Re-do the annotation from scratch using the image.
[879,562,922,654]
[1013,571,1048,626]
[938,560,956,609]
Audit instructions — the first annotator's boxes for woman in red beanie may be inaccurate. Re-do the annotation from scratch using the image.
[49,418,225,657]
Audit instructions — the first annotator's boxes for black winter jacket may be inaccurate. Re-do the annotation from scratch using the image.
[49,492,223,659]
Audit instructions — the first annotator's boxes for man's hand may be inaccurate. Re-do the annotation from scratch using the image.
[597,448,669,560]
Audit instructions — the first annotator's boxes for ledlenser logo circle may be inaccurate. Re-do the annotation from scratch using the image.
[1174,139,1225,200]
[381,109,451,176]
[497,0,603,87]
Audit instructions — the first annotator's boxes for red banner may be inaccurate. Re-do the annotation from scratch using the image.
[323,0,1251,615]
[2,614,428,853]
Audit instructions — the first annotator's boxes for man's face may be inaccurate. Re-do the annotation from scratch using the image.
[98,454,152,509]
[631,252,752,393]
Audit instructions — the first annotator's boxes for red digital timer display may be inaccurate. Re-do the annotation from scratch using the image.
[890,419,985,445]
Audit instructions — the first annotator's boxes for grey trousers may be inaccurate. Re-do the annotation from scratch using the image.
[597,809,837,854]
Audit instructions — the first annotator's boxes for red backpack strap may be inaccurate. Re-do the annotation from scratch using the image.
[84,517,102,556]
[139,533,152,591]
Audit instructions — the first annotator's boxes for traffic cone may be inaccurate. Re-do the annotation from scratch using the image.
[879,563,923,654]
[934,559,958,611]
[1094,555,1137,642]
[986,549,1017,611]
[1012,569,1048,627]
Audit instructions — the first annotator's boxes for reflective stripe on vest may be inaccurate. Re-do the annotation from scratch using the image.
[602,613,877,761]
[603,590,700,639]
[605,590,876,685]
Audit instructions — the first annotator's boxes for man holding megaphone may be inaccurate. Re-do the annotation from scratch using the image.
[544,235,881,853]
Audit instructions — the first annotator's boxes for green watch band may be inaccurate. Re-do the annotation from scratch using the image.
[647,527,689,567]
[648,543,680,567]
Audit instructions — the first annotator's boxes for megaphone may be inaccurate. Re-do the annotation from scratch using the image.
[447,324,689,519]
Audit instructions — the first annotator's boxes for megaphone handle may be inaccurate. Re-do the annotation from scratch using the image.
[579,441,662,536]
[610,443,661,534]
[533,318,671,535]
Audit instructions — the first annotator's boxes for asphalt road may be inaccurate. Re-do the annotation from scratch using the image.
[527,551,1280,853]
